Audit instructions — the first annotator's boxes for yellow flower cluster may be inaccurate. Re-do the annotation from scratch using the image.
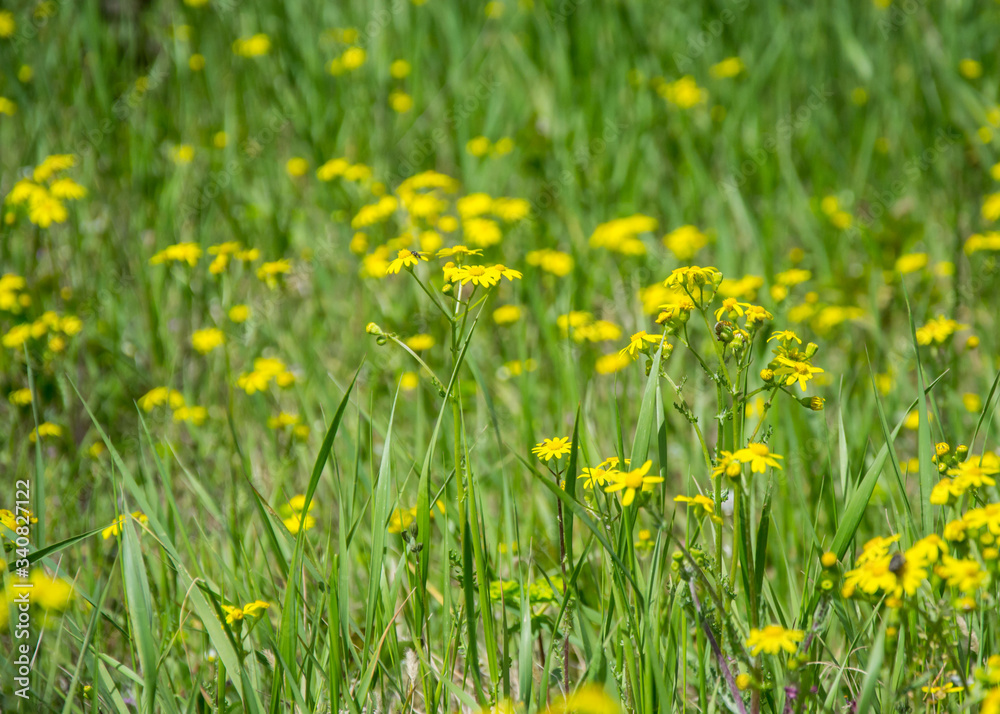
[267,412,309,441]
[764,331,823,392]
[2,309,82,353]
[352,196,399,228]
[236,357,296,395]
[138,387,208,425]
[589,214,657,255]
[0,274,31,314]
[465,135,515,157]
[965,231,1000,254]
[317,157,372,183]
[207,241,260,274]
[257,259,292,288]
[916,315,968,346]
[4,155,86,228]
[556,312,622,343]
[719,274,765,301]
[662,225,708,260]
[525,249,573,276]
[663,265,722,304]
[150,242,202,266]
[820,195,852,229]
[931,452,999,505]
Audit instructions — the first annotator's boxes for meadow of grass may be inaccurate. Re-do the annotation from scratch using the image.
[2,0,1000,712]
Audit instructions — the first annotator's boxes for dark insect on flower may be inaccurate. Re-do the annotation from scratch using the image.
[714,320,734,342]
[888,553,906,574]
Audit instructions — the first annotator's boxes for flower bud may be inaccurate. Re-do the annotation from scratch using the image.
[804,342,819,359]
[365,322,384,336]
[800,396,825,411]
[760,368,774,382]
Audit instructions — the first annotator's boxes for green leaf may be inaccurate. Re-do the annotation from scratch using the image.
[564,407,581,564]
[900,281,934,535]
[121,517,158,713]
[855,622,886,714]
[630,336,665,466]
[364,387,399,651]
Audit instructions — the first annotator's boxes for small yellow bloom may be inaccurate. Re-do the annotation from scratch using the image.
[673,493,715,515]
[286,157,309,177]
[604,460,663,507]
[170,144,195,164]
[8,388,32,406]
[619,330,662,359]
[389,92,413,113]
[745,625,804,656]
[172,406,208,425]
[29,422,63,442]
[400,371,419,391]
[663,225,707,260]
[257,259,292,287]
[659,75,707,108]
[341,46,366,70]
[493,305,521,325]
[229,304,251,323]
[102,511,149,540]
[191,327,224,354]
[150,242,202,266]
[532,436,572,462]
[233,33,271,57]
[0,11,16,38]
[963,393,982,413]
[466,136,491,157]
[268,412,301,430]
[959,59,982,79]
[386,249,428,274]
[732,442,783,473]
[595,353,630,375]
[405,334,435,351]
[390,59,412,78]
[709,57,744,79]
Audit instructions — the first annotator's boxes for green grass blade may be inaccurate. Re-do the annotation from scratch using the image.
[120,517,158,713]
